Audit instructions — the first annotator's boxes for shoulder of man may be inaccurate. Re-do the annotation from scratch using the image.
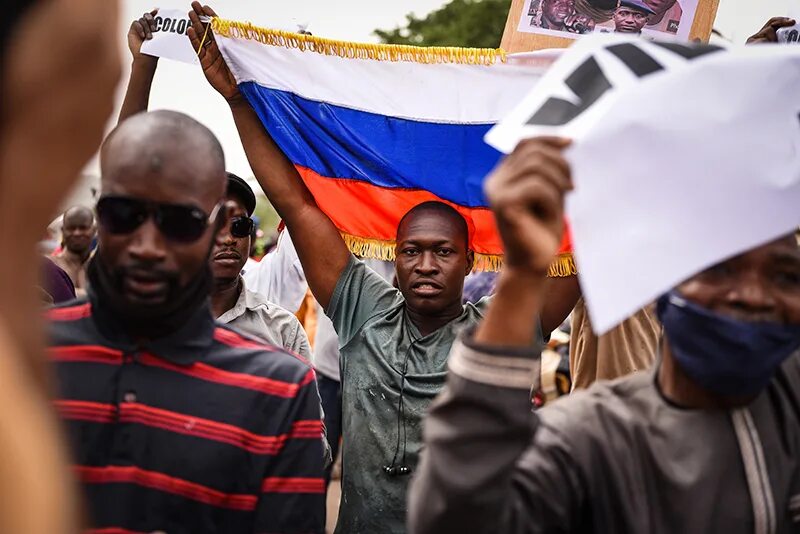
[243,286,299,322]
[538,370,654,442]
[212,322,315,386]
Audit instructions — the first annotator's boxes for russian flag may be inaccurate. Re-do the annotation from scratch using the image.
[213,19,573,273]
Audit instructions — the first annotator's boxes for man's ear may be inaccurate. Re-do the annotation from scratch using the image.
[465,250,475,275]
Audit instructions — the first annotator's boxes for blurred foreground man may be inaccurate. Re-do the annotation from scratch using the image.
[1,0,120,532]
[48,111,325,533]
[409,138,800,534]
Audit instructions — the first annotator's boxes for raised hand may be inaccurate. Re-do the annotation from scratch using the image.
[187,1,241,103]
[484,137,572,276]
[127,9,159,63]
[746,16,796,44]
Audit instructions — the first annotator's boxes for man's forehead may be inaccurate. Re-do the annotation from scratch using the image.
[399,211,463,236]
[102,154,224,205]
[65,211,93,224]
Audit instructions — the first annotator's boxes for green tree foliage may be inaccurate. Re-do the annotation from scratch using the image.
[374,0,511,49]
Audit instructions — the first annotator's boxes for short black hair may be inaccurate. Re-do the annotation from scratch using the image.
[397,201,470,250]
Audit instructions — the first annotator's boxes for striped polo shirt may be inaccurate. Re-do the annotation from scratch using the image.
[47,297,325,534]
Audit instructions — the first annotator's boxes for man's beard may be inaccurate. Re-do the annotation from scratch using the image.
[87,253,214,339]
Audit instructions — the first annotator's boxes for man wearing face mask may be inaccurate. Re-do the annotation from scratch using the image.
[47,111,325,534]
[409,137,800,534]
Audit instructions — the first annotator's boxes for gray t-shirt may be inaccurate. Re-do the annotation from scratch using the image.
[327,257,488,533]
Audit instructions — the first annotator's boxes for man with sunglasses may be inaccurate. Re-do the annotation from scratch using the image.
[48,110,325,533]
[211,172,312,360]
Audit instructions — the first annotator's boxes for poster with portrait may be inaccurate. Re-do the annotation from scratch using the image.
[517,0,700,42]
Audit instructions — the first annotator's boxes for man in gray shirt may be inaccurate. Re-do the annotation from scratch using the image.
[409,137,800,533]
[210,173,311,360]
[191,13,580,531]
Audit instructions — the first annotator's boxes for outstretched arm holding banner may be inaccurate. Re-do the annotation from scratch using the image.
[188,2,350,309]
[118,9,160,123]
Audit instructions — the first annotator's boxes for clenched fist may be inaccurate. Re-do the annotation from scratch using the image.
[485,137,572,276]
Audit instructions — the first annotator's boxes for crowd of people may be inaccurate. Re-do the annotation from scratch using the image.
[1,1,799,533]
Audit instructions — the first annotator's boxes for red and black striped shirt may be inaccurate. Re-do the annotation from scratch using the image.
[48,299,325,534]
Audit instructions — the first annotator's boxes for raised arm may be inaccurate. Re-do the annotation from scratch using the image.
[409,138,582,533]
[118,9,159,123]
[188,2,350,308]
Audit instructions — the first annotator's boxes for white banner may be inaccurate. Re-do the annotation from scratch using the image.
[491,38,800,334]
[485,34,725,152]
[141,8,199,65]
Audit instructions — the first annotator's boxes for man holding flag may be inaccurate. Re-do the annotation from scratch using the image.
[187,3,578,532]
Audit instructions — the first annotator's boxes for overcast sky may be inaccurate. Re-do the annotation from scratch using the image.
[71,0,800,203]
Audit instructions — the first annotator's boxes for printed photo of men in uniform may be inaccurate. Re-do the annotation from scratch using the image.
[644,0,683,34]
[521,0,695,41]
[611,0,656,34]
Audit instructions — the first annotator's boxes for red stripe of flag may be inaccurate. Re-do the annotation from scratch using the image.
[75,465,257,511]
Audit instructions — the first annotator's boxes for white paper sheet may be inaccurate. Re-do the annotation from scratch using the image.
[485,34,724,153]
[141,8,199,65]
[564,45,800,333]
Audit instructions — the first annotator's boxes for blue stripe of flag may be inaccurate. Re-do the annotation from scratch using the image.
[240,81,502,208]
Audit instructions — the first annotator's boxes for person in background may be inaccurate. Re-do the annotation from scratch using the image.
[49,110,325,533]
[0,0,121,532]
[461,271,498,304]
[189,5,579,532]
[211,172,312,360]
[568,299,660,389]
[51,206,95,296]
[41,257,76,305]
[409,137,800,534]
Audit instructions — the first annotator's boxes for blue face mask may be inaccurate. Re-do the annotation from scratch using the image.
[656,291,800,397]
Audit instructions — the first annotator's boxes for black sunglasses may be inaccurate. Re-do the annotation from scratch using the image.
[229,216,255,239]
[96,196,222,243]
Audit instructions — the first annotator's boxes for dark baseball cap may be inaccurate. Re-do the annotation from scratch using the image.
[619,0,656,15]
[226,172,257,216]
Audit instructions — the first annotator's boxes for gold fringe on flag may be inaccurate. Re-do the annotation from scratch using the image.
[341,233,397,262]
[211,18,506,65]
[340,233,575,276]
[547,253,577,278]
